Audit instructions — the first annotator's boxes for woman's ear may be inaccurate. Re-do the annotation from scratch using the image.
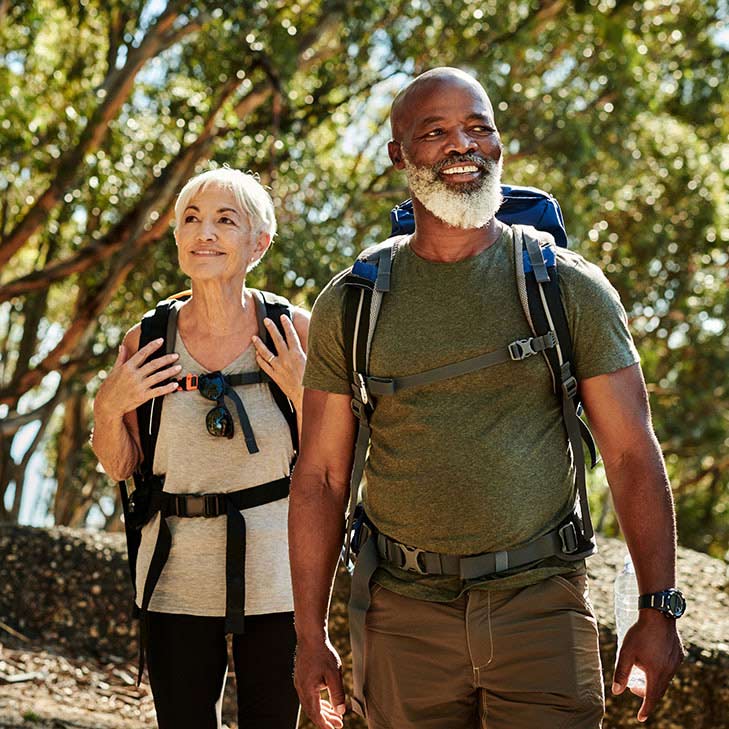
[256,230,272,255]
[249,230,272,268]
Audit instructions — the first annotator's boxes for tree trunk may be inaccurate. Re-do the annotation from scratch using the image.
[52,390,87,526]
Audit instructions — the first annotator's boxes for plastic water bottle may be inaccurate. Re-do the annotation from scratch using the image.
[614,554,646,692]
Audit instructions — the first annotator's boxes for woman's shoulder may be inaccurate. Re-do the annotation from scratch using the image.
[121,322,142,356]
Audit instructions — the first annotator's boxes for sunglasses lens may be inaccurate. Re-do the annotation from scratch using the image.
[198,373,225,401]
[206,406,233,438]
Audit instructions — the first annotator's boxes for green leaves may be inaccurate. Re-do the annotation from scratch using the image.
[0,1,727,556]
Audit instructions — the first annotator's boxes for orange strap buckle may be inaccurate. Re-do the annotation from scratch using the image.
[177,373,198,391]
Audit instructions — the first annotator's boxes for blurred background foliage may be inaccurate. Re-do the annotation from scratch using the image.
[0,0,727,559]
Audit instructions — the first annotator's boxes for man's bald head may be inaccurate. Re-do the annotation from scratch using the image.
[390,67,494,142]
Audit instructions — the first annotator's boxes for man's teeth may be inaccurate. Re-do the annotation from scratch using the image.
[193,250,223,255]
[442,165,480,175]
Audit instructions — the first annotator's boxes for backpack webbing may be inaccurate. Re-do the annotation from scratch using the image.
[515,228,598,546]
[342,226,598,563]
[118,289,299,597]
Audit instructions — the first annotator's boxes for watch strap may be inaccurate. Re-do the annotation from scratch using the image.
[638,589,686,617]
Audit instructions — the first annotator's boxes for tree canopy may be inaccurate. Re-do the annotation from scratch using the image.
[0,0,727,557]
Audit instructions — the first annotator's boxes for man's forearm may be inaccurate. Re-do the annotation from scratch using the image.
[606,435,677,593]
[289,469,348,643]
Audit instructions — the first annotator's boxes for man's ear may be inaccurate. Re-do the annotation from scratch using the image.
[388,140,405,170]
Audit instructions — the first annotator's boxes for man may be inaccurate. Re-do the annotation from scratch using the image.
[289,67,684,729]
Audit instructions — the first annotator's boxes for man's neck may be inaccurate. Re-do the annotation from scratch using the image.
[408,198,503,262]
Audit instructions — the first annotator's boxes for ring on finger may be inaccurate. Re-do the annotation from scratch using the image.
[267,353,276,365]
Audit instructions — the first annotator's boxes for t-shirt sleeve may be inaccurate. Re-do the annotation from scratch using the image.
[557,249,640,380]
[302,272,352,395]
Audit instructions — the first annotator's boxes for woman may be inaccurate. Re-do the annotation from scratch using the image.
[92,168,307,729]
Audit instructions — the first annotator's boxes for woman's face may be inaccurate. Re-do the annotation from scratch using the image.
[174,183,268,284]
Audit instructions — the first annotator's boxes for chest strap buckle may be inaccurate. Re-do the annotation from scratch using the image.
[175,493,224,518]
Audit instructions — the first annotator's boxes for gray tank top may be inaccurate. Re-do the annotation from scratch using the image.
[135,313,295,616]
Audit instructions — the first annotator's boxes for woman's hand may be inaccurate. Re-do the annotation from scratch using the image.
[95,338,182,422]
[252,315,306,410]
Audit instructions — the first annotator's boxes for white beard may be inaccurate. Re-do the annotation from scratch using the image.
[402,153,503,230]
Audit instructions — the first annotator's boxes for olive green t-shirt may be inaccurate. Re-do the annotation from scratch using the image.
[304,225,639,602]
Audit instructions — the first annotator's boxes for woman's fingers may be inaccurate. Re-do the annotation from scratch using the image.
[149,380,183,399]
[256,351,275,374]
[263,317,287,352]
[139,352,180,377]
[113,344,129,368]
[145,363,182,387]
[128,337,165,367]
[280,314,303,351]
[251,334,274,363]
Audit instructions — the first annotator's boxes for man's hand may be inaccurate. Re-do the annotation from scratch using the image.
[294,637,347,729]
[612,610,685,722]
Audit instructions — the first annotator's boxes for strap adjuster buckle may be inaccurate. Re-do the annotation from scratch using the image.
[354,373,369,406]
[179,494,221,518]
[562,375,578,400]
[177,373,199,392]
[351,398,365,419]
[558,522,579,554]
[397,543,426,574]
[509,338,538,360]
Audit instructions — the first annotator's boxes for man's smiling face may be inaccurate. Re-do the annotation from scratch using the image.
[390,73,504,229]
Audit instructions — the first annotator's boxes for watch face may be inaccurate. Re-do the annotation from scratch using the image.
[666,590,686,618]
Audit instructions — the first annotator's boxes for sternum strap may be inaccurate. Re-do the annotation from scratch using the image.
[365,333,556,396]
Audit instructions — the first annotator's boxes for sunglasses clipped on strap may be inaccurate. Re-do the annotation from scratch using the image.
[176,371,269,454]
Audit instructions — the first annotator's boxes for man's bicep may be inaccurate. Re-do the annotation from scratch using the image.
[297,388,357,495]
[581,363,654,466]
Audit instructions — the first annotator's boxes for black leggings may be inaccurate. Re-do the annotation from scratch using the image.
[146,611,299,729]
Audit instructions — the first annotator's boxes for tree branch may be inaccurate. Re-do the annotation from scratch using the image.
[0,1,200,269]
[0,75,244,303]
[0,76,247,402]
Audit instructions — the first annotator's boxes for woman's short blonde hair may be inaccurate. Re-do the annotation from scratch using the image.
[174,167,277,239]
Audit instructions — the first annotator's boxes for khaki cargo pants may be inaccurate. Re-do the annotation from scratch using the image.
[361,570,605,729]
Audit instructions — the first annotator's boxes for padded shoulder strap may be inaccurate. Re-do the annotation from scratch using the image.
[344,235,407,383]
[341,236,405,562]
[513,226,598,548]
[253,289,299,452]
[136,299,181,477]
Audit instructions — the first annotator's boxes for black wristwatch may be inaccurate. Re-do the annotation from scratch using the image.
[639,588,686,618]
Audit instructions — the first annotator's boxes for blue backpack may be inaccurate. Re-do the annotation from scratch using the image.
[390,184,569,246]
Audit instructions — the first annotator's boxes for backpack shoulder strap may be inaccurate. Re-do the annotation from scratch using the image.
[341,235,405,562]
[122,296,182,606]
[343,235,406,388]
[513,225,598,549]
[136,298,182,476]
[253,289,299,452]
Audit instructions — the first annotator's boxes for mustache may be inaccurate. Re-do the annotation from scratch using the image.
[432,153,492,175]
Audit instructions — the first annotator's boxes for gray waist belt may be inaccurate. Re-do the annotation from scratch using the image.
[375,518,589,580]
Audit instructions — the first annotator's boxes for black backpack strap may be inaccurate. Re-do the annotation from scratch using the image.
[118,298,182,608]
[136,298,183,475]
[341,237,403,563]
[514,226,597,554]
[253,289,299,452]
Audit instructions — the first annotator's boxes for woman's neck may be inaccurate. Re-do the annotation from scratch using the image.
[182,278,252,337]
